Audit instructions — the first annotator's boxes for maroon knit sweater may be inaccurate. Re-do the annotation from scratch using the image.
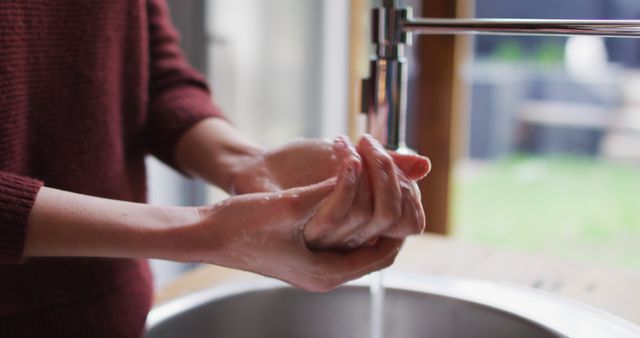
[0,1,224,337]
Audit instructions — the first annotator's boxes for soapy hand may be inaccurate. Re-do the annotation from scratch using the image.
[173,120,429,289]
[188,179,403,292]
[304,135,428,250]
[232,136,430,194]
[231,135,431,251]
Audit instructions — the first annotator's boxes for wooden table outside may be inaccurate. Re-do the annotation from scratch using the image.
[155,235,640,326]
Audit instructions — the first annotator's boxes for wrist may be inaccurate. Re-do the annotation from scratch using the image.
[160,204,235,265]
[144,206,206,262]
[221,144,267,195]
[227,150,274,195]
[175,118,267,193]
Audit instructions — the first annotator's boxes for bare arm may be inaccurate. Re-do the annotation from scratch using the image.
[23,179,401,291]
[24,187,200,260]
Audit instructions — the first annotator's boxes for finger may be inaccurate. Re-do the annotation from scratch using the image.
[325,135,363,220]
[309,163,375,250]
[379,183,426,239]
[278,179,337,219]
[357,180,424,242]
[389,152,432,181]
[303,162,361,245]
[333,135,362,164]
[304,136,363,246]
[357,135,403,237]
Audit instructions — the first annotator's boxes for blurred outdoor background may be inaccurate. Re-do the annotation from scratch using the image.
[455,0,640,269]
[147,0,640,288]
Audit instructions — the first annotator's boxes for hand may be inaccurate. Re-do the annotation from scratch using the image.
[184,179,403,292]
[303,135,428,250]
[231,135,430,251]
[231,137,431,195]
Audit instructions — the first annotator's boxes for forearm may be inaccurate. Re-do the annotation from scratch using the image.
[175,118,266,194]
[24,187,200,261]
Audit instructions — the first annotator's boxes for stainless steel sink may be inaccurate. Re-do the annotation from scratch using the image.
[145,274,640,338]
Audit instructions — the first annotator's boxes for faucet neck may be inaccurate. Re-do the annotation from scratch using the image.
[372,3,413,59]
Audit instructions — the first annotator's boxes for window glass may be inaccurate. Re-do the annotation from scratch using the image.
[453,0,640,268]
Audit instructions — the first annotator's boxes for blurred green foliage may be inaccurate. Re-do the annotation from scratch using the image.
[492,40,525,62]
[453,155,640,269]
[535,41,565,67]
[490,39,565,67]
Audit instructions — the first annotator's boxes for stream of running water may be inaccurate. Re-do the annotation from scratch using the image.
[369,271,385,338]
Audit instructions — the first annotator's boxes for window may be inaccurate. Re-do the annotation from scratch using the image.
[453,0,640,268]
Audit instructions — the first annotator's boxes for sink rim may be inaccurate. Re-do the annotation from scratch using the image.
[146,273,640,338]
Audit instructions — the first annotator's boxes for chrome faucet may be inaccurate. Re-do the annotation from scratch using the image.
[361,0,640,150]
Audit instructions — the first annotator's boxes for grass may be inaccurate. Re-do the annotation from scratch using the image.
[452,155,640,269]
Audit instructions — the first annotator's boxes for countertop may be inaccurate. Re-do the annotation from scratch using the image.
[155,235,640,326]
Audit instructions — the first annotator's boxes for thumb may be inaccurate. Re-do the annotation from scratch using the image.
[280,178,337,217]
[389,152,432,181]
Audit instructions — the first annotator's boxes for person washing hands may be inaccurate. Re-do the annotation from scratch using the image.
[0,1,431,337]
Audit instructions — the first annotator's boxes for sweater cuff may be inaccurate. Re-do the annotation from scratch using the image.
[0,172,43,264]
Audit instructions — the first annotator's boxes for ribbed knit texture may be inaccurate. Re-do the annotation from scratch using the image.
[0,173,43,263]
[0,0,225,336]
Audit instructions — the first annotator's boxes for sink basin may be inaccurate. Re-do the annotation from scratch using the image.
[145,274,640,338]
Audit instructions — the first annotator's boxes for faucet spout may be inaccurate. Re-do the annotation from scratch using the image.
[361,2,412,150]
[360,2,640,151]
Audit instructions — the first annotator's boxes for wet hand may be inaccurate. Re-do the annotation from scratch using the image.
[230,137,430,195]
[187,180,403,292]
[303,135,429,250]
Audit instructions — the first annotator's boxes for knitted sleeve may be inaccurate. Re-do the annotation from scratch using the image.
[145,0,227,171]
[0,172,43,264]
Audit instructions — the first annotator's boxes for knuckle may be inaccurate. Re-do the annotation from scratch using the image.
[397,210,424,236]
[345,157,362,169]
[350,207,372,225]
[416,219,426,234]
[377,213,396,227]
[400,184,413,196]
[416,210,427,234]
[344,238,360,249]
[344,234,365,249]
[412,183,422,199]
[409,196,426,235]
[403,219,424,236]
[404,212,424,236]
[349,152,362,163]
[377,155,395,172]
[378,203,402,225]
[303,222,323,243]
[401,181,421,200]
[340,174,358,191]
